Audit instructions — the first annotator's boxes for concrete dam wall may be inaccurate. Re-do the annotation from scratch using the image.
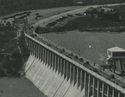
[25,33,125,97]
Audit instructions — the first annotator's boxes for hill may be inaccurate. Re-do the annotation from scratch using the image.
[0,0,74,16]
[0,0,125,16]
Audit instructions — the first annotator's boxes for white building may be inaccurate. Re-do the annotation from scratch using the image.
[107,47,125,74]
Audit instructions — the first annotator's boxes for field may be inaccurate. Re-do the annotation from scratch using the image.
[27,6,83,24]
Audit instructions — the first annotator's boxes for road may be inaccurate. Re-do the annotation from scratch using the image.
[34,3,125,28]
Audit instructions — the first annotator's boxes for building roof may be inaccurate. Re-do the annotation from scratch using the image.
[108,47,125,52]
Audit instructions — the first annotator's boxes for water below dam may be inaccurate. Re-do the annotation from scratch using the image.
[42,30,125,64]
[0,77,47,97]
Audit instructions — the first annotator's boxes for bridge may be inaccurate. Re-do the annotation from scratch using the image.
[24,33,125,97]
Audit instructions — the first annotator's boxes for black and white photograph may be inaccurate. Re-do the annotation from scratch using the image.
[0,0,125,97]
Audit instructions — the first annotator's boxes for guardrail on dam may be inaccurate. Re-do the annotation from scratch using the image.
[25,33,125,97]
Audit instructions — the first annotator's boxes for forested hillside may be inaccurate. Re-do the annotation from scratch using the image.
[0,0,74,16]
[0,0,125,16]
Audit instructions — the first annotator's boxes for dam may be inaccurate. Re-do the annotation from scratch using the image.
[24,33,125,97]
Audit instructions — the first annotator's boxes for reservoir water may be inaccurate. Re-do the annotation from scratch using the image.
[42,30,125,65]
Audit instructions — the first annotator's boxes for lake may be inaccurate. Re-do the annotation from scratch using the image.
[42,30,125,65]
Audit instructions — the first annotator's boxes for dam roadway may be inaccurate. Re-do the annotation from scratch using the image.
[25,3,125,97]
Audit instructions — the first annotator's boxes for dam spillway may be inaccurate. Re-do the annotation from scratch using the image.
[25,33,125,97]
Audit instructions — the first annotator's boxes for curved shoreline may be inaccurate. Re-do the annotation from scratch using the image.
[79,26,125,32]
